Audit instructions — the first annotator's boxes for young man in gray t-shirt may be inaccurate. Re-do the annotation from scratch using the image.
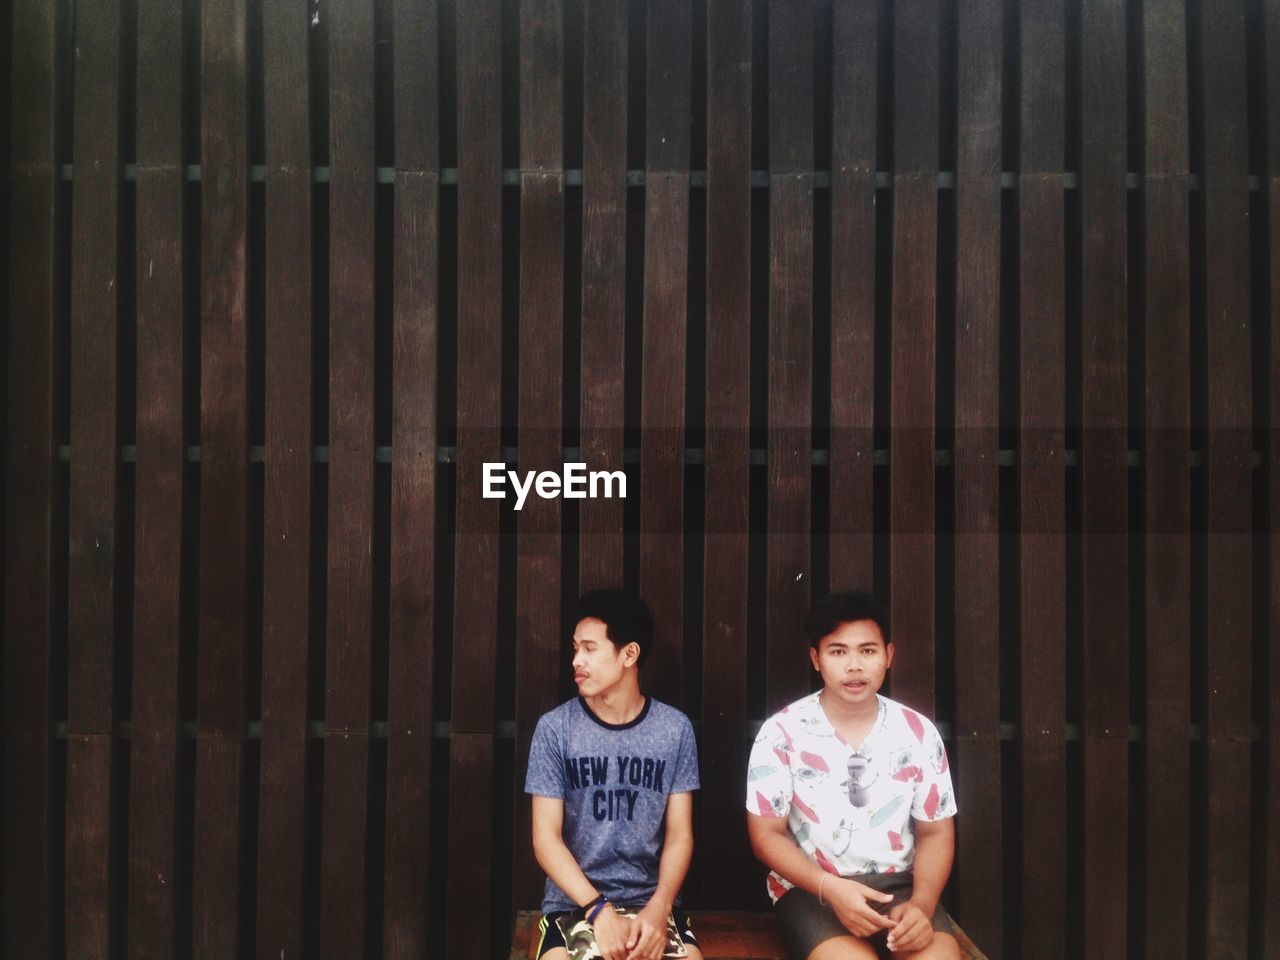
[525,590,703,960]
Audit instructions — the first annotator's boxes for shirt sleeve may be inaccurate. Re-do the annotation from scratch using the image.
[523,713,565,798]
[670,715,701,793]
[745,718,793,819]
[910,717,957,821]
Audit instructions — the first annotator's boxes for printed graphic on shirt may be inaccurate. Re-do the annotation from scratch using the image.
[745,692,956,903]
[561,753,671,821]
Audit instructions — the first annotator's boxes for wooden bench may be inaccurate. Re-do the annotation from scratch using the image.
[511,910,990,960]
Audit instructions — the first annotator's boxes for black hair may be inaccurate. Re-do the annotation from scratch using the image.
[803,591,891,649]
[573,589,655,667]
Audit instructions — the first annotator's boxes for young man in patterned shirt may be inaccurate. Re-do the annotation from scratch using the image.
[746,592,961,960]
[526,590,703,960]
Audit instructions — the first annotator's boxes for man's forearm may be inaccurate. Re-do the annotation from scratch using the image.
[533,831,602,908]
[750,824,830,896]
[908,821,954,914]
[647,830,692,914]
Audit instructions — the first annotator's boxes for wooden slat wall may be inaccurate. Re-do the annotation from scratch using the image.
[1018,3,1069,958]
[3,0,58,955]
[131,0,186,955]
[5,5,1280,959]
[383,0,438,956]
[889,0,939,716]
[764,0,814,715]
[65,0,119,954]
[447,0,503,954]
[828,0,877,593]
[1079,3,1129,958]
[952,0,1004,952]
[318,0,377,955]
[256,0,312,957]
[1142,2,1191,958]
[513,0,565,910]
[1199,4,1253,959]
[639,0,691,707]
[701,0,753,910]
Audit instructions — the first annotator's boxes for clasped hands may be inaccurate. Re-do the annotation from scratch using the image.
[826,876,934,953]
[590,901,670,960]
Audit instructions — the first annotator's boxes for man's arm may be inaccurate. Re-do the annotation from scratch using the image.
[746,812,894,937]
[531,795,633,960]
[885,816,955,953]
[626,792,695,960]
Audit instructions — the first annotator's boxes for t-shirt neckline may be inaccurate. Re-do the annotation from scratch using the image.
[816,690,886,752]
[577,695,651,730]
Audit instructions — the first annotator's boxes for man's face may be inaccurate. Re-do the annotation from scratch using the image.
[571,616,635,697]
[809,619,894,707]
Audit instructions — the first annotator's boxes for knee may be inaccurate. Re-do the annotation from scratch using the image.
[916,932,963,960]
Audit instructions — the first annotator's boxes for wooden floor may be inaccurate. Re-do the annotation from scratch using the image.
[510,910,990,960]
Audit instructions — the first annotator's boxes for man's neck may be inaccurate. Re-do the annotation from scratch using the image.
[818,688,879,733]
[583,681,646,725]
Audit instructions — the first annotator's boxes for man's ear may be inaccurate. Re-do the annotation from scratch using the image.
[809,646,821,673]
[623,641,641,667]
[884,642,894,671]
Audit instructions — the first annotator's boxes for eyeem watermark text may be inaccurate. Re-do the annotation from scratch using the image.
[483,462,627,511]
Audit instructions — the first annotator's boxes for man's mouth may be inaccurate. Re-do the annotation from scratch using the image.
[574,673,589,684]
[844,680,867,692]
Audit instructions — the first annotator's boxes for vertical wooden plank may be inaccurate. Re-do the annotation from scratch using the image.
[1080,3,1129,957]
[195,0,249,952]
[131,0,186,954]
[3,3,58,956]
[65,0,119,953]
[255,1,312,957]
[1019,3,1067,957]
[764,0,813,714]
[448,0,502,952]
[514,0,565,910]
[1265,3,1280,952]
[319,0,377,955]
[1199,3,1253,958]
[889,0,938,715]
[578,0,628,592]
[639,0,691,705]
[383,0,438,954]
[1142,2,1190,958]
[952,0,1003,951]
[829,0,878,591]
[702,0,752,908]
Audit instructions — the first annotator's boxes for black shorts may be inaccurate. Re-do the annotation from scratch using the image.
[535,906,700,958]
[775,872,954,960]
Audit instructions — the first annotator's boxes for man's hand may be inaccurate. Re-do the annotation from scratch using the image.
[625,902,669,960]
[592,904,633,960]
[885,901,933,953]
[826,877,897,938]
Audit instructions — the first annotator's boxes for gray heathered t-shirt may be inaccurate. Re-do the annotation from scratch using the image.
[524,696,700,913]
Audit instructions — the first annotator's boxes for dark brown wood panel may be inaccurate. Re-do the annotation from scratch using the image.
[702,0,752,907]
[65,735,114,958]
[1079,3,1129,956]
[888,0,938,714]
[578,0,628,592]
[319,0,377,951]
[256,1,312,955]
[639,0,691,706]
[66,0,119,951]
[1018,171,1067,960]
[513,13,566,893]
[449,0,503,948]
[384,169,438,959]
[384,4,439,954]
[192,737,244,959]
[3,7,59,951]
[1142,3,1190,955]
[764,172,813,716]
[952,0,1002,949]
[764,0,814,715]
[195,0,249,951]
[447,733,496,959]
[131,137,184,960]
[888,172,936,715]
[318,732,371,959]
[639,171,689,706]
[1200,4,1253,956]
[828,0,877,590]
[1268,0,1280,942]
